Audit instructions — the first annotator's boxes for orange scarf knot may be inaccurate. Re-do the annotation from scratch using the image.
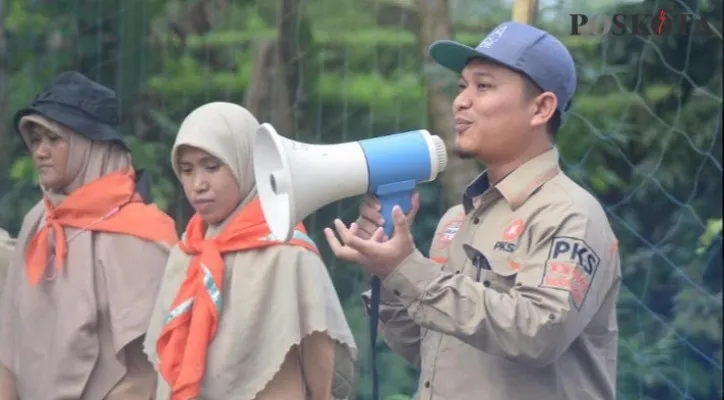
[156,197,318,400]
[24,169,179,286]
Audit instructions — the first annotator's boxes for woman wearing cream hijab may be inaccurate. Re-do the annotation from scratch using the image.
[0,71,179,399]
[143,102,358,400]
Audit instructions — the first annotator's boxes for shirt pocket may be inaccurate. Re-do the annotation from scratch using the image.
[478,252,521,293]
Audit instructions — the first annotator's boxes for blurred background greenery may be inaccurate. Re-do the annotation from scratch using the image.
[0,0,721,398]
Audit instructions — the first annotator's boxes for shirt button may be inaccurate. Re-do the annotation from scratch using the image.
[473,217,481,224]
[483,280,491,287]
[424,381,431,388]
[393,290,401,296]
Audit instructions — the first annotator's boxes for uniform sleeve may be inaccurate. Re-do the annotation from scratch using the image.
[360,285,421,366]
[381,208,620,367]
[358,206,463,366]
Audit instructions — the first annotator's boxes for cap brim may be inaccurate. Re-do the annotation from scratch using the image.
[428,40,516,75]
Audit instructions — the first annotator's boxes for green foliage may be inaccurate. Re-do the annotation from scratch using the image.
[697,219,723,255]
[1,0,721,399]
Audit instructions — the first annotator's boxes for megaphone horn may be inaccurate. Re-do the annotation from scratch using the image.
[253,123,448,242]
[253,123,448,400]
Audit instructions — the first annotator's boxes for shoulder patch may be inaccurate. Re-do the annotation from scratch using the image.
[437,220,463,248]
[433,209,466,250]
[540,236,601,310]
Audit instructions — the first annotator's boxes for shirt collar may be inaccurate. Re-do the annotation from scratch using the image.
[462,148,561,213]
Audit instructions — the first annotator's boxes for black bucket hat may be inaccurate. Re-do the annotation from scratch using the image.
[13,71,129,151]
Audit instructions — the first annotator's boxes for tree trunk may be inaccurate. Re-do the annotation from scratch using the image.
[244,0,305,138]
[168,0,230,42]
[416,0,479,208]
[512,0,539,24]
[243,39,294,137]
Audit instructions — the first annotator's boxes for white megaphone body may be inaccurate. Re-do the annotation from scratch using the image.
[253,123,448,400]
[253,123,449,242]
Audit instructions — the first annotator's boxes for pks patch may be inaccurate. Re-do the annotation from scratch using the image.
[540,236,601,310]
[502,218,525,241]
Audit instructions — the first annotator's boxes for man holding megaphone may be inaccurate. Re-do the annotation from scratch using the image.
[325,21,622,400]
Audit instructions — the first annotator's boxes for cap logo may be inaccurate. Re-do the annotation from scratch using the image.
[478,25,507,49]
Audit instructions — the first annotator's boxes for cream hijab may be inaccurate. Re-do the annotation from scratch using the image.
[144,102,358,400]
[0,115,171,400]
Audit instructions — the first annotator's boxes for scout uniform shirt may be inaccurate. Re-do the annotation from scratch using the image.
[363,148,621,400]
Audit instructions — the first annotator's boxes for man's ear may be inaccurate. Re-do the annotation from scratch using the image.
[530,92,558,129]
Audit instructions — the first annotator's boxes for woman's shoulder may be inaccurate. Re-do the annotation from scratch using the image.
[15,200,45,239]
[97,230,176,257]
[254,242,328,278]
[270,240,321,259]
[22,200,45,223]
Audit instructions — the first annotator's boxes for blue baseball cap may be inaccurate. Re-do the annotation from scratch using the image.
[429,21,576,114]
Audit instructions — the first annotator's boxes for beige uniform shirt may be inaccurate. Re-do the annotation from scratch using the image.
[363,148,621,400]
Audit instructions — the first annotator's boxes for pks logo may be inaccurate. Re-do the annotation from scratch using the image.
[494,218,525,253]
[550,236,600,274]
[540,236,601,310]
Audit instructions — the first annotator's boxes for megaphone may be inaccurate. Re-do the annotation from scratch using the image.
[253,123,448,400]
[253,123,449,242]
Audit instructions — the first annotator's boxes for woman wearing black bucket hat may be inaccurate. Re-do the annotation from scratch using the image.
[0,71,180,400]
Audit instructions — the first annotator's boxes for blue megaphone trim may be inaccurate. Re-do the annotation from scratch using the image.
[358,130,435,400]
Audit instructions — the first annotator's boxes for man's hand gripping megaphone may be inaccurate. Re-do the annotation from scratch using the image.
[324,192,421,278]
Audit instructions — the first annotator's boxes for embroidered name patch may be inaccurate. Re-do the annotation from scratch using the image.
[540,236,601,310]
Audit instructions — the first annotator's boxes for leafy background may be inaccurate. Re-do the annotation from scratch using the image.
[0,0,721,398]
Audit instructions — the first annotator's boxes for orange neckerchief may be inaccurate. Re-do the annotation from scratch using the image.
[24,169,179,285]
[156,197,318,400]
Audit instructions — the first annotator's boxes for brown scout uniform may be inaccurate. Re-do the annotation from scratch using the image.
[363,148,621,399]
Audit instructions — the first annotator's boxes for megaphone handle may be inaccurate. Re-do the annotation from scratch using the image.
[375,181,416,237]
[368,180,416,400]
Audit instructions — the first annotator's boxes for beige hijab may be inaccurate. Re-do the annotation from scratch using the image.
[143,102,358,399]
[0,115,172,400]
